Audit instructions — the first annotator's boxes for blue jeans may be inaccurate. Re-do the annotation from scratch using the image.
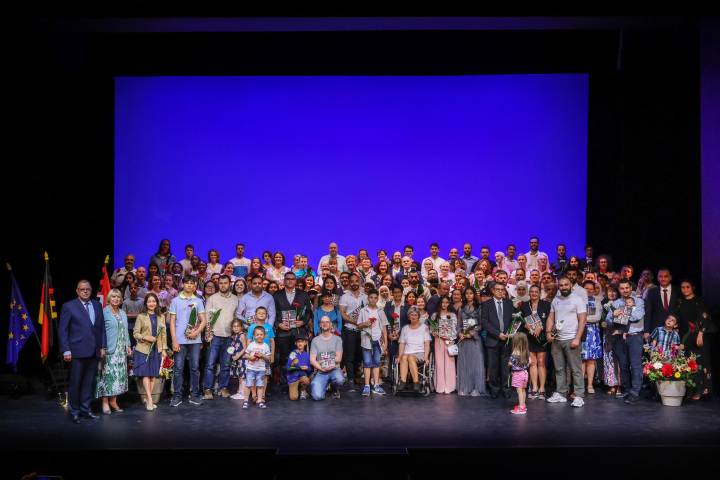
[362,341,382,368]
[173,343,201,398]
[310,368,345,400]
[614,333,644,396]
[203,335,232,391]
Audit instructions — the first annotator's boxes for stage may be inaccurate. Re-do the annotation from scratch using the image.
[3,384,720,479]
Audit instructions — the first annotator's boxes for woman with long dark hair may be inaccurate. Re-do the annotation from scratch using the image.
[149,239,177,276]
[457,286,487,396]
[677,279,714,400]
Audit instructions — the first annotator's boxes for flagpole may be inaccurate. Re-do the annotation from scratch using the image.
[45,253,68,405]
[6,262,64,404]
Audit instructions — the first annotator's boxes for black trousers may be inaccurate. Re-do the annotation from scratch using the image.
[276,334,296,388]
[343,328,362,382]
[486,342,512,395]
[69,356,99,416]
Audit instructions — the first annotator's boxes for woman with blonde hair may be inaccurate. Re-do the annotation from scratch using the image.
[95,288,132,414]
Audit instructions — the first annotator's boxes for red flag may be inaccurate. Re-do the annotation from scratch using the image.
[38,252,56,363]
[98,255,111,307]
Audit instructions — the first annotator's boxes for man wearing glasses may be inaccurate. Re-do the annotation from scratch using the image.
[481,283,515,399]
[59,280,107,423]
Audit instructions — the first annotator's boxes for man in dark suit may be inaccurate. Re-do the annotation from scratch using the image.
[274,272,313,394]
[59,280,107,424]
[644,268,679,339]
[578,244,595,272]
[481,283,515,399]
[427,282,451,316]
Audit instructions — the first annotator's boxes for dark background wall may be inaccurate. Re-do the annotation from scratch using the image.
[1,20,707,381]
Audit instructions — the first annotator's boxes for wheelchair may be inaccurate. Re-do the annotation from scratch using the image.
[390,352,434,396]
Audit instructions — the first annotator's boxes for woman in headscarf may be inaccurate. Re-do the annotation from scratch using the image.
[512,280,531,308]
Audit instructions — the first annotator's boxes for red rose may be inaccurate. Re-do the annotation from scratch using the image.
[661,364,674,377]
[292,302,299,306]
[688,322,697,333]
[392,313,399,319]
[333,330,340,336]
[163,265,168,269]
[688,360,697,371]
[370,317,377,323]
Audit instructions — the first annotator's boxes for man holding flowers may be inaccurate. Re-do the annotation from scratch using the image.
[610,279,646,404]
[203,275,238,400]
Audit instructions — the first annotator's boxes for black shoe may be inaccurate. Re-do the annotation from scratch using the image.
[617,392,630,399]
[624,394,640,404]
[413,382,422,393]
[80,412,100,420]
[397,381,406,391]
[491,393,498,399]
[503,393,511,399]
[70,414,81,424]
[281,387,289,395]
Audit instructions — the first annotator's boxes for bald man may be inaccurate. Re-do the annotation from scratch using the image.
[317,243,347,274]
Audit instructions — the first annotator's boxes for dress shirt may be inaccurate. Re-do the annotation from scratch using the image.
[317,254,347,273]
[462,255,479,273]
[610,296,646,335]
[205,291,239,337]
[237,291,277,327]
[422,256,446,272]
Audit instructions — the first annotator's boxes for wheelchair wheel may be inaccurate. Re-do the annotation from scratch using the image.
[391,361,399,395]
[427,353,435,393]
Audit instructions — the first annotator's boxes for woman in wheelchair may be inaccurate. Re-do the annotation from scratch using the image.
[396,307,432,393]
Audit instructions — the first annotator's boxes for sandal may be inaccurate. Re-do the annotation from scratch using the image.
[242,401,249,409]
[258,401,267,409]
[607,387,616,395]
[615,389,624,398]
[538,391,545,400]
[587,386,595,394]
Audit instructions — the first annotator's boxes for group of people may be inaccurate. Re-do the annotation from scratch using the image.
[57,238,714,422]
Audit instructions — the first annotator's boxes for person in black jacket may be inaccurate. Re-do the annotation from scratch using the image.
[481,283,515,399]
[643,269,679,341]
[384,285,410,363]
[274,272,313,394]
[519,285,551,398]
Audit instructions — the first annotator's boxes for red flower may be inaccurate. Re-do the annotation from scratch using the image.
[688,322,697,333]
[162,265,168,269]
[292,302,299,306]
[661,364,674,377]
[333,330,340,336]
[688,360,697,371]
[370,317,377,323]
[517,302,523,307]
[392,313,399,319]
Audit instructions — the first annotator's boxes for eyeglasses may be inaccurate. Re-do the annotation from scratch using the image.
[78,288,91,292]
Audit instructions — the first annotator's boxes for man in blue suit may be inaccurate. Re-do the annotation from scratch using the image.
[59,280,106,424]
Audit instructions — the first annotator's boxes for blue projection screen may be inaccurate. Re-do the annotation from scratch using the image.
[115,75,588,269]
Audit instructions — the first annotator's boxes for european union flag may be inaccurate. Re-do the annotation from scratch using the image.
[7,267,35,371]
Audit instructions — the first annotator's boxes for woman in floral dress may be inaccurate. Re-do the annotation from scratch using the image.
[95,289,132,413]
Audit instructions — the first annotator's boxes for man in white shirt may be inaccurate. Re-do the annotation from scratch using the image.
[203,275,239,399]
[525,237,547,271]
[317,243,347,274]
[421,243,445,273]
[339,273,367,391]
[179,245,195,273]
[110,254,136,287]
[545,277,587,407]
[230,243,252,278]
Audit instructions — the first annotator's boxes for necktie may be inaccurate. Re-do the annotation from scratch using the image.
[663,289,668,311]
[497,301,504,331]
[84,302,93,325]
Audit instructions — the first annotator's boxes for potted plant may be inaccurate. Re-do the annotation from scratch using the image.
[643,343,700,406]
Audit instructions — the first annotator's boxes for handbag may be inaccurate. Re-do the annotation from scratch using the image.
[447,343,459,356]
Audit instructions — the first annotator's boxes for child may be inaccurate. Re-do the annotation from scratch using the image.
[651,314,683,353]
[228,319,248,400]
[287,334,313,401]
[243,325,272,409]
[356,289,389,396]
[252,306,275,403]
[509,332,532,415]
[618,296,636,339]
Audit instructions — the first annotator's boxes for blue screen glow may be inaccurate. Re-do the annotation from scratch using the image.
[115,75,588,269]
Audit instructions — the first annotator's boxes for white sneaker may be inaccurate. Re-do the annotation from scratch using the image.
[230,392,244,400]
[571,397,585,407]
[546,392,568,403]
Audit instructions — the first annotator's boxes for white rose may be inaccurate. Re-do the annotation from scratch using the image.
[653,362,663,370]
[227,347,235,354]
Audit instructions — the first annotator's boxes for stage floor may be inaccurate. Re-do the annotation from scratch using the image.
[3,385,720,479]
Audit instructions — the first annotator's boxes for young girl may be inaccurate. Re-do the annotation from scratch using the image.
[509,332,531,414]
[228,319,248,400]
[243,325,272,409]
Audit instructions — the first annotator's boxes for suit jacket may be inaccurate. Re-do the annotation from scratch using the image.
[519,300,551,333]
[133,312,168,355]
[273,289,313,336]
[481,297,515,348]
[644,285,679,333]
[59,298,107,358]
[578,257,594,272]
[383,301,411,332]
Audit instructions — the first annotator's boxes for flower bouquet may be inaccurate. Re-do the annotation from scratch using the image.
[184,305,200,340]
[388,313,400,337]
[506,309,524,344]
[204,308,223,342]
[458,318,477,344]
[543,321,564,346]
[643,342,700,406]
[159,355,173,380]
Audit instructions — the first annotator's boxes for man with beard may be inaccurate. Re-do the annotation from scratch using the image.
[525,237,547,271]
[470,246,497,272]
[203,275,239,399]
[565,267,588,303]
[339,273,368,391]
[317,243,347,274]
[274,272,313,394]
[545,277,587,407]
[237,275,276,326]
[404,269,430,301]
[461,243,479,274]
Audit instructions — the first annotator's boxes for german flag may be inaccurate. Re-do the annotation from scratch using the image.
[98,255,111,307]
[38,252,56,363]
